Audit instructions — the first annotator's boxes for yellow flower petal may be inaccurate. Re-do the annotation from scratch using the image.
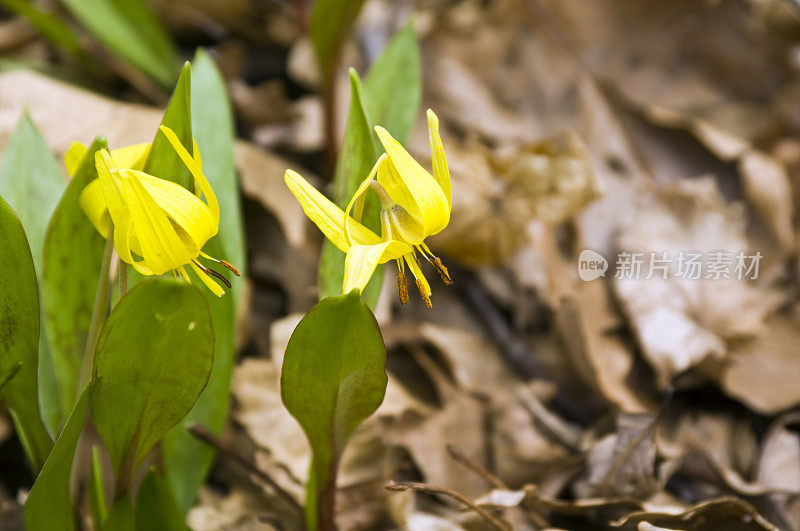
[427,109,452,210]
[119,170,193,274]
[133,171,217,253]
[343,241,411,294]
[374,126,450,238]
[158,125,219,224]
[344,155,383,247]
[66,142,87,177]
[284,169,380,251]
[78,179,111,236]
[110,143,151,171]
[95,150,128,226]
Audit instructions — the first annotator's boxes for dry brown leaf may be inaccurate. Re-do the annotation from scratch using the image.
[187,487,280,531]
[613,177,780,386]
[720,314,800,414]
[381,390,488,499]
[739,150,795,254]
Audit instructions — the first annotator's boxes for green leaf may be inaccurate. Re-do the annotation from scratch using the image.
[90,279,214,496]
[318,69,384,307]
[363,21,421,145]
[90,446,109,529]
[0,111,67,437]
[161,49,245,513]
[310,0,367,86]
[281,290,387,530]
[24,385,89,531]
[58,0,177,86]
[0,195,53,471]
[0,362,21,391]
[143,62,193,190]
[0,112,66,274]
[135,469,188,531]
[0,0,84,60]
[102,496,135,531]
[42,136,108,418]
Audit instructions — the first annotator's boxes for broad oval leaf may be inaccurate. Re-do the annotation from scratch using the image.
[0,194,53,470]
[281,290,387,529]
[90,279,214,490]
[42,136,108,417]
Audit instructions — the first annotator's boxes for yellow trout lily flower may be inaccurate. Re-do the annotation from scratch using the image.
[73,125,239,296]
[285,109,452,308]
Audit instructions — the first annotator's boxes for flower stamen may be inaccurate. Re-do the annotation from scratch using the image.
[397,269,409,305]
[432,257,452,285]
[192,259,232,289]
[415,278,433,309]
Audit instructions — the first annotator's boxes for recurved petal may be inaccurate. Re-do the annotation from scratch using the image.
[343,241,411,294]
[135,171,217,253]
[284,169,380,251]
[427,110,452,210]
[374,126,450,238]
[66,142,87,177]
[344,155,383,247]
[114,210,154,275]
[110,142,151,170]
[158,126,219,224]
[78,179,111,237]
[95,150,128,226]
[120,171,193,275]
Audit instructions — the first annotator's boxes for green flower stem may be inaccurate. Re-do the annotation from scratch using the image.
[76,226,115,398]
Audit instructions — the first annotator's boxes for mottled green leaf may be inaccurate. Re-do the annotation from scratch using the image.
[161,48,245,513]
[0,195,53,471]
[24,385,89,531]
[281,291,387,530]
[318,69,383,307]
[91,280,213,495]
[42,136,107,417]
[59,0,177,86]
[135,469,188,531]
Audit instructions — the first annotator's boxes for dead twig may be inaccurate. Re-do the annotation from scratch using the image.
[186,422,303,515]
[446,444,507,490]
[386,480,512,531]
